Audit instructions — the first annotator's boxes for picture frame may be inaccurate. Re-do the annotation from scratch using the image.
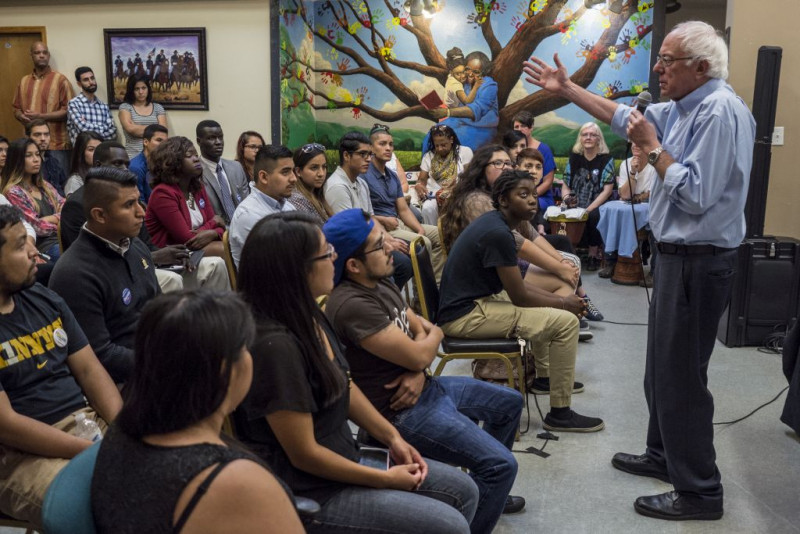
[103,27,209,110]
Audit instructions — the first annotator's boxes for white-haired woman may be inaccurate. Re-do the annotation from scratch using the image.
[561,122,615,270]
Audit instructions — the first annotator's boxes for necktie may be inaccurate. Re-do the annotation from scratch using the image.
[216,163,236,220]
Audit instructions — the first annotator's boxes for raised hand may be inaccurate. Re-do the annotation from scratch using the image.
[523,53,571,94]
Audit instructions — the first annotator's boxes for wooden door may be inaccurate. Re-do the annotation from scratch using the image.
[0,28,46,140]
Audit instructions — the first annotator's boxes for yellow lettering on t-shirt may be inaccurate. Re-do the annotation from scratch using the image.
[0,317,65,370]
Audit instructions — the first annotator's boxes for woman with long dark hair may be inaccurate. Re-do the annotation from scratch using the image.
[236,212,477,534]
[119,75,167,158]
[415,124,472,225]
[1,138,64,260]
[145,136,225,256]
[64,131,103,196]
[92,290,303,533]
[235,130,265,181]
[288,143,333,224]
[0,136,9,175]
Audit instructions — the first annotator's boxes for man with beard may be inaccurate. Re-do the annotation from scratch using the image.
[0,204,122,527]
[67,67,118,145]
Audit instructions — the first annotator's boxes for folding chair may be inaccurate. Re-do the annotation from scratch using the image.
[221,230,237,290]
[409,237,526,399]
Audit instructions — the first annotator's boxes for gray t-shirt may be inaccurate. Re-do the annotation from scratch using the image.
[323,166,374,214]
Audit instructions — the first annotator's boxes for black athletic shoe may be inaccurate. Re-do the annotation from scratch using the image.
[543,410,605,432]
[529,377,584,395]
[583,297,604,321]
[503,495,526,514]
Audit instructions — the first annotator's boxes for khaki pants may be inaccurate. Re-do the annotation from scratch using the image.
[155,257,231,293]
[391,220,444,282]
[441,292,579,408]
[0,407,106,527]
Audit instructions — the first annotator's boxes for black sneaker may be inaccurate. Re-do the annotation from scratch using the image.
[529,377,584,395]
[503,495,526,514]
[543,410,605,433]
[598,263,615,278]
[583,297,604,321]
[579,319,593,342]
[586,257,600,271]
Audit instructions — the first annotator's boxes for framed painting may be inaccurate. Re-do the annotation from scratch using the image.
[103,27,209,110]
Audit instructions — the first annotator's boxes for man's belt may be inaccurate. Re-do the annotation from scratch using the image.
[657,242,737,256]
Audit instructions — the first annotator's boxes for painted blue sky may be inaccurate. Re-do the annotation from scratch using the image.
[109,35,200,68]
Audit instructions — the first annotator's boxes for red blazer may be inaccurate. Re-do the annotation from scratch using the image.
[145,183,223,248]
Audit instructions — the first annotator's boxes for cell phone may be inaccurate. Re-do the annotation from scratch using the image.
[358,447,390,471]
[189,249,205,269]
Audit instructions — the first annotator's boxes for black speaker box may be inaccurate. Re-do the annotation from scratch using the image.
[718,237,800,347]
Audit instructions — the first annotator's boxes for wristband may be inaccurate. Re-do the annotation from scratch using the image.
[445,108,450,118]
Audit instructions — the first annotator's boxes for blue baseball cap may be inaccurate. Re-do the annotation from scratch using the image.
[322,209,374,285]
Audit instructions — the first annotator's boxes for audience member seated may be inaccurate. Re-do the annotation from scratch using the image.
[0,136,8,175]
[437,171,604,433]
[235,212,479,534]
[235,130,265,181]
[324,131,412,289]
[62,141,229,292]
[288,143,333,224]
[64,130,103,196]
[129,124,168,204]
[145,136,225,257]
[92,290,303,534]
[513,111,557,211]
[323,208,525,532]
[561,122,615,271]
[118,75,167,159]
[605,142,657,281]
[365,124,445,281]
[501,129,527,163]
[415,124,472,225]
[66,66,117,146]
[0,205,122,528]
[49,167,159,384]
[1,137,64,261]
[197,120,250,225]
[26,119,67,196]
[229,145,296,267]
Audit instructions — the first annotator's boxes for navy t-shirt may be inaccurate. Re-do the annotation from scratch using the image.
[0,283,89,424]
[437,210,519,324]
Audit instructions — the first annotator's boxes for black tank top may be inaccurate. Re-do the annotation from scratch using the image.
[92,424,261,533]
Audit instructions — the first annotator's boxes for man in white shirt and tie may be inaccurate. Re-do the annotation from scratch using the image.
[196,120,250,224]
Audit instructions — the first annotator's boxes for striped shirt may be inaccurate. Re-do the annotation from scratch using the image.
[12,67,75,150]
[67,93,118,144]
[119,102,166,158]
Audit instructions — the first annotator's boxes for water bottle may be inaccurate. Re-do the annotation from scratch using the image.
[74,413,102,442]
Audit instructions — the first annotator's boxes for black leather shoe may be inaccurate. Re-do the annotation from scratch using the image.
[634,491,723,521]
[611,452,671,483]
[503,495,526,514]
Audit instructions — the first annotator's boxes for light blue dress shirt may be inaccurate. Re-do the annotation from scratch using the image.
[229,186,295,267]
[611,78,756,248]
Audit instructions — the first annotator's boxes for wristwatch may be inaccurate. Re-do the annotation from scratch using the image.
[647,146,665,166]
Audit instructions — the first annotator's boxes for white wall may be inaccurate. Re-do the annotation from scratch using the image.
[0,0,271,159]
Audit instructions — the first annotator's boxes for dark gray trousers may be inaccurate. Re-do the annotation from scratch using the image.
[644,248,737,502]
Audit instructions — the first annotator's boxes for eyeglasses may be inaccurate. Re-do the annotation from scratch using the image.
[361,236,385,256]
[371,123,390,134]
[488,160,515,169]
[430,124,450,134]
[655,54,694,67]
[301,143,326,153]
[350,150,374,159]
[309,243,337,262]
[244,144,263,150]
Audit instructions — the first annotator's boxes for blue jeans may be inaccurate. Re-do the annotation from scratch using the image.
[392,376,523,534]
[305,458,478,533]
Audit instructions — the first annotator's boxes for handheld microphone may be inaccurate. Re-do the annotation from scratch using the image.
[635,90,652,115]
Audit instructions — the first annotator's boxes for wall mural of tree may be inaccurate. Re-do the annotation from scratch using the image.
[278,0,654,160]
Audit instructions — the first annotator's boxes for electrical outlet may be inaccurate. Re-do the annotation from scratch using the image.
[772,126,784,146]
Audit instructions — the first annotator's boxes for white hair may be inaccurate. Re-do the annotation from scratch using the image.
[572,122,609,155]
[669,20,728,80]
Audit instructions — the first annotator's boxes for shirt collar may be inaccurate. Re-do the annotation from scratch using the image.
[81,224,131,256]
[366,161,395,181]
[253,187,286,210]
[200,155,221,175]
[31,66,52,80]
[674,78,724,115]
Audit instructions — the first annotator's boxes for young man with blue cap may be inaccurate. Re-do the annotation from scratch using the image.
[323,208,526,534]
